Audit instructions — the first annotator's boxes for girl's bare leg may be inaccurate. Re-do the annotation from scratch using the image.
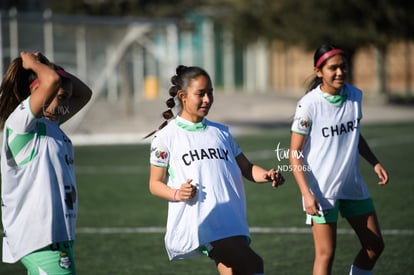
[311,222,337,275]
[217,262,233,275]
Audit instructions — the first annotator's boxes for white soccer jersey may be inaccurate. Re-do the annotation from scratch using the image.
[150,116,249,260]
[1,97,77,263]
[291,84,370,210]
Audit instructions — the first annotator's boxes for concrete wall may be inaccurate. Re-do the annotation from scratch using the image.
[268,41,414,99]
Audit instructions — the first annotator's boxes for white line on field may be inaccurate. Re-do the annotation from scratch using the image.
[76,227,414,236]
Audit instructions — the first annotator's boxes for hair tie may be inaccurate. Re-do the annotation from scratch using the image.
[56,69,69,78]
[315,49,345,68]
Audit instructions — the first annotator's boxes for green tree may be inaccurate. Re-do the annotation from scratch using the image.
[204,0,414,96]
[47,0,204,17]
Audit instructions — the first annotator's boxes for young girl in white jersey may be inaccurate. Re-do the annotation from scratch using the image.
[0,52,92,274]
[147,65,285,275]
[290,44,389,275]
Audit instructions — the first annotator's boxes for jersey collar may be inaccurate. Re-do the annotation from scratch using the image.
[318,85,348,106]
[175,116,207,131]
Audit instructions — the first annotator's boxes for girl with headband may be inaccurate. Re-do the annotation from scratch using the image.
[0,52,92,274]
[289,45,389,275]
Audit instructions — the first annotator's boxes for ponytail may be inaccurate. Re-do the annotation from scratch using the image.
[0,58,36,129]
[143,68,184,138]
[0,53,66,129]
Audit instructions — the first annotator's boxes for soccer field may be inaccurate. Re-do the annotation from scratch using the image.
[1,122,413,274]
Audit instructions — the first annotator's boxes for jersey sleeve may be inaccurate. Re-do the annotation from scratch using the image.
[291,100,312,135]
[5,97,37,134]
[351,84,363,120]
[229,133,242,157]
[4,97,39,166]
[149,134,170,168]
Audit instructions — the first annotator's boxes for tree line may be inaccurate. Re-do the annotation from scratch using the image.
[2,0,414,96]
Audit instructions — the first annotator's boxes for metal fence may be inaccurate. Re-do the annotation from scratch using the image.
[0,9,183,100]
[0,9,275,133]
[1,9,271,95]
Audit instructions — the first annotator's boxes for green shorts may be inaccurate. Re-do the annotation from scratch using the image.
[310,198,375,224]
[21,241,76,275]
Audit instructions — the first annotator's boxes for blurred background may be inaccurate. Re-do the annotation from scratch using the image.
[1,0,413,141]
[1,2,414,274]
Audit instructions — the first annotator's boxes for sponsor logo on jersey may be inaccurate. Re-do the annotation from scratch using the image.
[182,148,229,166]
[151,146,169,159]
[322,118,360,137]
[64,184,77,210]
[158,151,168,159]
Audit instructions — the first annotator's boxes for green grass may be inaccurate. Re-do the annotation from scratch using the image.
[1,122,413,274]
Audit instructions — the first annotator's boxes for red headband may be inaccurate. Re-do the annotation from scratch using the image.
[315,49,345,68]
[29,69,69,89]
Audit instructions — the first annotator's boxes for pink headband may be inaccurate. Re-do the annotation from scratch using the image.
[29,69,69,89]
[315,49,345,68]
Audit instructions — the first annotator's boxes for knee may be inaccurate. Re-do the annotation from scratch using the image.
[315,246,336,264]
[254,254,264,270]
[238,244,264,273]
[245,254,264,274]
[368,238,385,260]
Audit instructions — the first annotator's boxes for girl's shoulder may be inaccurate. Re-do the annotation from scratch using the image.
[5,97,38,132]
[152,119,176,137]
[205,119,229,132]
[297,88,321,106]
[344,83,362,94]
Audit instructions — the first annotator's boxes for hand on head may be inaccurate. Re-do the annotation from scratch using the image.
[20,52,39,70]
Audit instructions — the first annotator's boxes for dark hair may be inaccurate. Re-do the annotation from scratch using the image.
[0,53,56,129]
[144,65,211,138]
[306,44,347,93]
